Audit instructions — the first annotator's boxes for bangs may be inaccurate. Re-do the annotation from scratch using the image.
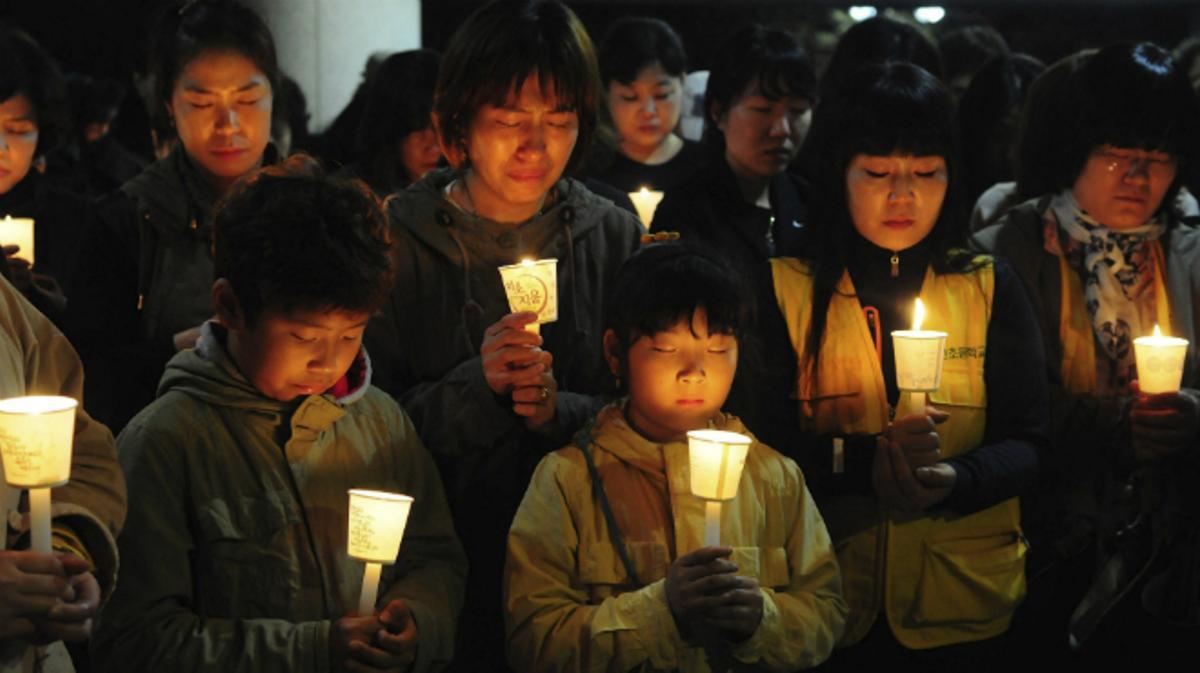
[466,10,595,115]
[608,244,751,349]
[756,55,818,103]
[839,64,955,159]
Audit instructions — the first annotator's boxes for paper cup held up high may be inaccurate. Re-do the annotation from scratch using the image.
[892,330,948,392]
[499,259,558,326]
[0,396,77,488]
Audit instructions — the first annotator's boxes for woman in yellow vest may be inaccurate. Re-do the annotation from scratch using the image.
[774,62,1049,668]
[975,42,1200,661]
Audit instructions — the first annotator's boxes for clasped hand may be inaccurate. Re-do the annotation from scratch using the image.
[0,551,99,644]
[873,405,957,512]
[330,599,419,673]
[1130,382,1200,463]
[665,547,763,644]
[481,312,557,430]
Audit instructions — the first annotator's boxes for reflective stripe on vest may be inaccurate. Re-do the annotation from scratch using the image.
[771,255,1026,649]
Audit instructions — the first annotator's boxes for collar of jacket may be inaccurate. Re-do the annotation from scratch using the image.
[391,166,610,261]
[159,320,372,436]
[121,143,280,238]
[587,400,751,470]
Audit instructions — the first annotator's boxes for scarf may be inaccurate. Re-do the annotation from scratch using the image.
[1049,190,1165,386]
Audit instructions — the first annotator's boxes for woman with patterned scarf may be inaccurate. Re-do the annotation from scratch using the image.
[976,41,1200,663]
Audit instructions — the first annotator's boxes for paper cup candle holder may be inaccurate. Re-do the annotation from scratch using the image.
[891,298,948,415]
[1134,324,1189,394]
[687,430,752,547]
[347,489,414,616]
[0,396,77,554]
[0,215,35,266]
[629,187,664,230]
[498,258,558,334]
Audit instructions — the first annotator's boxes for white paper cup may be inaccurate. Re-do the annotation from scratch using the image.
[629,189,664,230]
[1134,335,1189,394]
[892,330,948,392]
[499,258,558,328]
[0,216,35,266]
[347,489,413,563]
[687,429,751,501]
[0,396,76,488]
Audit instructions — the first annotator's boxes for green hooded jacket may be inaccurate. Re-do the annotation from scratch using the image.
[91,323,467,673]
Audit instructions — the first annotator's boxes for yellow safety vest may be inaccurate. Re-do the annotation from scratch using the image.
[771,256,1026,649]
[1058,240,1173,394]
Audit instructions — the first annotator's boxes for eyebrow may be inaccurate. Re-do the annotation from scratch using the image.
[292,318,370,330]
[183,81,264,95]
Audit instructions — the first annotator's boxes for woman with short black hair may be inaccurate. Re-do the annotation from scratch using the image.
[975,41,1200,658]
[364,2,642,669]
[591,16,705,193]
[650,23,817,457]
[67,0,280,433]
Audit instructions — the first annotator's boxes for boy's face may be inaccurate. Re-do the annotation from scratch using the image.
[613,308,737,443]
[228,306,371,402]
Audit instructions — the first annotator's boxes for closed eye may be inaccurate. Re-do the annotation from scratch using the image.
[865,170,888,178]
[916,170,940,178]
[291,333,316,343]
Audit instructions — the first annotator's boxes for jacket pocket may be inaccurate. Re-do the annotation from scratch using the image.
[910,529,1027,626]
[577,540,669,602]
[730,546,791,590]
[193,494,301,617]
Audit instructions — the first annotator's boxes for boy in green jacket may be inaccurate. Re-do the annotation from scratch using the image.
[91,156,467,673]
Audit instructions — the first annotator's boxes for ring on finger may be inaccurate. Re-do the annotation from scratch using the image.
[540,385,550,401]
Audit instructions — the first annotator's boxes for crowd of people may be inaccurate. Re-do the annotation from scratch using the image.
[1,0,1198,671]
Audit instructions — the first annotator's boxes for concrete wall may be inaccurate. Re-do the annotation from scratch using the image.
[246,0,421,131]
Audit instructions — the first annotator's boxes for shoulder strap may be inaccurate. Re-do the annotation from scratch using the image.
[577,420,642,587]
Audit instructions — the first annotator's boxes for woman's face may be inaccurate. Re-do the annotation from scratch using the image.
[399,127,441,183]
[168,49,272,188]
[606,62,683,157]
[846,153,948,251]
[0,93,38,195]
[1072,145,1177,230]
[462,76,578,222]
[717,79,811,183]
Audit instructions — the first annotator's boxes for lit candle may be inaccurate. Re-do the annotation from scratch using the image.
[687,429,751,547]
[498,258,558,334]
[347,489,414,616]
[891,298,948,415]
[628,187,664,230]
[1133,324,1189,394]
[0,216,35,266]
[0,396,77,554]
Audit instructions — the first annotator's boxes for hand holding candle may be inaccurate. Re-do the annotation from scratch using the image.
[687,430,751,547]
[1130,324,1197,461]
[347,489,413,617]
[0,396,77,554]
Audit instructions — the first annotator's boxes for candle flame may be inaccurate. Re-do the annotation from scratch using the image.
[3,215,10,223]
[1153,324,1163,338]
[913,298,926,331]
[521,258,534,267]
[639,187,651,195]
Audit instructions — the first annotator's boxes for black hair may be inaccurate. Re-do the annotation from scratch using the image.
[66,74,126,127]
[820,16,943,102]
[1051,42,1200,210]
[939,25,1009,89]
[957,53,1044,206]
[797,61,968,379]
[148,0,281,134]
[604,243,752,375]
[433,0,600,175]
[213,154,394,324]
[355,49,440,191]
[0,24,69,157]
[599,17,687,86]
[1012,49,1093,200]
[703,24,816,151]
